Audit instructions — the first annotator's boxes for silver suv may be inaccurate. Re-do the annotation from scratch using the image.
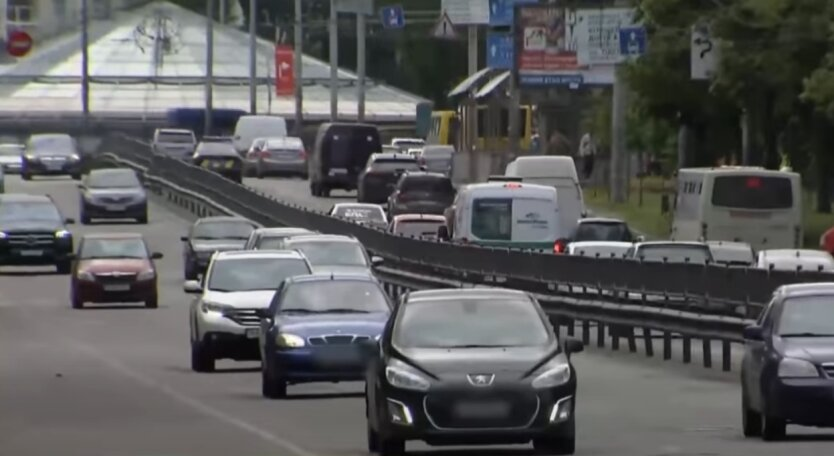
[185,250,313,372]
[152,128,196,160]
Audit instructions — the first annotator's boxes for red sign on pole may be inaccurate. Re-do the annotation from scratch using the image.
[275,45,294,96]
[6,30,33,58]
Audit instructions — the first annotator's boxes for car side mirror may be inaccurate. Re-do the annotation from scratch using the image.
[254,308,272,320]
[151,252,163,260]
[371,256,384,266]
[437,225,450,241]
[64,217,75,225]
[180,236,188,242]
[183,280,202,294]
[635,235,646,243]
[563,337,584,355]
[743,325,764,341]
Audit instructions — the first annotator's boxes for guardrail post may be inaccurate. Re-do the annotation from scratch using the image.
[565,317,575,337]
[642,327,653,357]
[611,327,620,351]
[626,327,637,352]
[702,339,712,368]
[682,336,692,364]
[663,331,672,360]
[722,340,732,372]
[581,320,590,345]
[597,322,605,348]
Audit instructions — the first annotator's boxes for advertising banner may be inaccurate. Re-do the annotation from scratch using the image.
[274,45,294,96]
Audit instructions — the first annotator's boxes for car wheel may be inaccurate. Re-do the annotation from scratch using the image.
[761,414,786,441]
[80,210,92,225]
[533,417,575,455]
[190,339,215,373]
[145,295,158,309]
[321,186,331,197]
[184,263,198,281]
[256,167,265,179]
[261,363,287,399]
[136,211,148,224]
[366,419,380,453]
[71,293,83,309]
[741,389,762,437]
[310,182,320,196]
[378,435,405,456]
[56,260,72,275]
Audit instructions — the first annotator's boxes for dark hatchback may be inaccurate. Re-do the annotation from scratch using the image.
[357,153,421,204]
[364,288,583,456]
[22,133,83,180]
[0,194,75,273]
[309,123,383,197]
[741,282,834,440]
[181,216,257,279]
[78,168,148,224]
[386,172,455,217]
[192,142,244,183]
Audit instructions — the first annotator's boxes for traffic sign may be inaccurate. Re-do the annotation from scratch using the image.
[618,26,646,58]
[6,30,33,58]
[380,5,405,29]
[486,33,513,69]
[489,0,538,27]
[433,12,457,40]
[274,45,294,96]
[691,24,718,80]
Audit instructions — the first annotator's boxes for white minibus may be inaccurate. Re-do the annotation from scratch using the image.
[504,156,585,235]
[232,116,288,154]
[671,167,802,250]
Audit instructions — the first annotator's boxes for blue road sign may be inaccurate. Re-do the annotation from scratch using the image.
[619,26,647,57]
[486,33,513,69]
[380,5,405,29]
[489,0,539,27]
[519,74,583,87]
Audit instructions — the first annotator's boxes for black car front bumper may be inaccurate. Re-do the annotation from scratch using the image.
[0,240,73,266]
[766,377,834,427]
[22,158,82,176]
[82,201,147,220]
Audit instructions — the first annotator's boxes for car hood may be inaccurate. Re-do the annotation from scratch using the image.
[191,239,247,252]
[277,312,388,336]
[0,220,65,233]
[310,264,373,275]
[777,337,834,363]
[202,290,277,308]
[398,345,556,381]
[78,259,153,274]
[86,188,146,198]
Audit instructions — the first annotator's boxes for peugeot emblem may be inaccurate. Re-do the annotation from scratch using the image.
[466,374,495,387]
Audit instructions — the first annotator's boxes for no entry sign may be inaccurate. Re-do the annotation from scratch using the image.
[6,30,33,57]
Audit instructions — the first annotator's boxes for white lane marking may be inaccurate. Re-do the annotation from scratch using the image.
[69,341,319,456]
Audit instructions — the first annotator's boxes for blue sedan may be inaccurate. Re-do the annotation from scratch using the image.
[258,272,392,399]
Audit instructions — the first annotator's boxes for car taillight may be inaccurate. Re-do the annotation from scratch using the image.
[397,192,415,201]
[258,150,270,159]
[418,157,426,166]
[553,239,567,254]
[301,149,307,159]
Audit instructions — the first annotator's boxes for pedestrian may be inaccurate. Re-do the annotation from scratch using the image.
[578,133,596,179]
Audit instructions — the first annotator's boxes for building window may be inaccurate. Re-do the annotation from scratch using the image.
[8,0,34,23]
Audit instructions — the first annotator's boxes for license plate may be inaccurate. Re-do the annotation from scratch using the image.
[19,249,43,256]
[317,347,360,365]
[103,284,130,292]
[454,401,510,419]
[225,160,235,169]
[329,168,347,176]
[245,328,259,339]
[105,205,126,212]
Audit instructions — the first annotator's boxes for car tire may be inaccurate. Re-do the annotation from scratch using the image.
[366,419,380,453]
[761,414,786,441]
[145,295,158,309]
[321,185,331,197]
[137,211,148,225]
[56,260,72,275]
[80,210,92,225]
[378,435,405,456]
[533,417,575,455]
[741,390,762,437]
[256,167,265,179]
[71,293,83,309]
[261,363,287,399]
[184,263,198,281]
[190,339,215,373]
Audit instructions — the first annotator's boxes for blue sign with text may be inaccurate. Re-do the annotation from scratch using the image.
[486,33,513,69]
[489,0,538,27]
[619,27,646,57]
[380,6,405,29]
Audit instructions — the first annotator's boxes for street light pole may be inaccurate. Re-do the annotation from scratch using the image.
[248,0,257,114]
[204,0,215,135]
[81,0,90,121]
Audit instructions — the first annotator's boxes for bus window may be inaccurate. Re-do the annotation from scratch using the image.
[471,198,512,241]
[711,175,793,209]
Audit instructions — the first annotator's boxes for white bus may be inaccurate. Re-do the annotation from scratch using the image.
[439,181,561,250]
[671,167,802,250]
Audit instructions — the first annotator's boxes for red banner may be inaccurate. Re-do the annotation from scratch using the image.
[274,45,294,96]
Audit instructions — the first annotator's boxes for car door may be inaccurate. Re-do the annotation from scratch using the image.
[744,298,777,410]
[259,282,286,359]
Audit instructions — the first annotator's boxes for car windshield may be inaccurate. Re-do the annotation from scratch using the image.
[400,176,455,195]
[158,132,194,143]
[279,281,390,314]
[287,240,368,267]
[30,135,75,155]
[394,298,550,348]
[192,221,254,240]
[777,296,834,337]
[333,206,385,222]
[636,245,712,264]
[208,258,311,292]
[574,222,632,242]
[393,220,444,238]
[87,170,141,189]
[0,201,61,222]
[370,159,420,173]
[80,238,148,259]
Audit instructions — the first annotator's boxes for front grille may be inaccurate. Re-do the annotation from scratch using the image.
[6,232,55,247]
[423,388,540,429]
[822,363,834,378]
[308,335,370,345]
[94,272,137,283]
[98,196,133,204]
[224,308,261,326]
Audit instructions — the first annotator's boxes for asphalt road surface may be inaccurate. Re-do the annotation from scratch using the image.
[1,175,832,456]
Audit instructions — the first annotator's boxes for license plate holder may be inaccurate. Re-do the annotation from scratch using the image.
[103,284,131,292]
[105,205,126,212]
[19,249,43,257]
[245,328,259,339]
[329,168,347,176]
[316,347,360,366]
[454,401,511,419]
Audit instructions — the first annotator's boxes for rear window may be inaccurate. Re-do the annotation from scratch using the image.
[394,219,444,238]
[324,126,382,169]
[573,222,632,242]
[709,246,755,265]
[370,159,421,173]
[400,176,455,194]
[334,205,385,221]
[30,135,75,155]
[158,132,194,143]
[197,143,238,157]
[711,175,793,210]
[471,198,512,241]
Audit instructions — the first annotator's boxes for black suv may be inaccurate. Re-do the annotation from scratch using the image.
[22,133,83,180]
[357,153,421,204]
[0,194,75,273]
[386,171,455,217]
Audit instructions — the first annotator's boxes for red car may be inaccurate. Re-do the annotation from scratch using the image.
[70,233,163,309]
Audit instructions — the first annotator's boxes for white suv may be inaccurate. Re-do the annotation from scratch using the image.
[186,250,313,372]
[152,128,196,160]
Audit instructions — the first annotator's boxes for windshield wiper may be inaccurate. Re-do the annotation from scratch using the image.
[444,344,507,348]
[208,288,235,292]
[325,308,371,313]
[280,308,322,314]
[780,332,834,338]
[82,255,146,260]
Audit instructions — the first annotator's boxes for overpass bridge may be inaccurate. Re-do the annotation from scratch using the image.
[0,1,428,137]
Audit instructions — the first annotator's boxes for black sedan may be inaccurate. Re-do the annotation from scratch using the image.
[181,216,257,279]
[357,153,421,204]
[193,141,244,183]
[386,171,455,217]
[364,288,583,455]
[79,168,148,224]
[741,282,834,440]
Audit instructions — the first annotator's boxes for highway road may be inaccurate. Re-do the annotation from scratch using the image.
[1,175,832,456]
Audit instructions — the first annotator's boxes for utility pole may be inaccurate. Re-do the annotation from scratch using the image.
[248,0,257,114]
[205,0,215,135]
[610,67,627,203]
[467,24,478,181]
[80,0,90,121]
[356,12,366,122]
[219,0,226,24]
[294,0,303,134]
[329,0,339,121]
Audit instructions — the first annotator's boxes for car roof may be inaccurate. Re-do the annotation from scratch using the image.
[569,241,632,248]
[157,128,192,134]
[88,168,135,175]
[196,143,237,155]
[333,203,383,209]
[82,232,144,240]
[285,272,379,284]
[393,213,446,222]
[577,217,625,225]
[0,193,52,203]
[760,249,830,258]
[283,234,358,244]
[371,152,417,161]
[214,250,307,260]
[253,227,312,235]
[706,240,752,249]
[635,241,707,248]
[778,282,834,299]
[406,288,530,303]
[401,171,448,179]
[195,216,251,224]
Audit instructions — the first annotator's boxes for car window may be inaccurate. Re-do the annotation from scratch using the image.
[0,201,61,222]
[157,131,194,143]
[256,236,290,250]
[573,222,632,242]
[286,240,368,267]
[86,170,141,189]
[370,159,421,173]
[192,221,255,240]
[279,281,389,313]
[400,176,455,195]
[394,298,550,348]
[80,238,148,259]
[0,145,23,156]
[207,258,311,292]
[334,206,385,222]
[776,296,834,336]
[393,219,444,238]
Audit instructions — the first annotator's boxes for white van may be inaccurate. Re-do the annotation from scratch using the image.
[504,156,585,235]
[440,181,561,250]
[232,116,288,154]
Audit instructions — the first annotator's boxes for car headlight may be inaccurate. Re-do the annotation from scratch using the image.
[0,232,6,239]
[201,301,232,314]
[385,360,431,392]
[70,154,80,160]
[137,270,155,281]
[778,358,820,378]
[55,229,71,238]
[374,334,382,341]
[24,154,37,160]
[531,357,572,389]
[77,271,94,281]
[275,333,306,348]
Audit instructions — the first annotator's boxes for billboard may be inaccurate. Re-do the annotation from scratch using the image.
[274,45,294,96]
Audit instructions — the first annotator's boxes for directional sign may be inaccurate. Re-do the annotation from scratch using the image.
[618,26,646,58]
[6,30,33,58]
[433,11,457,40]
[691,24,718,80]
[274,45,294,96]
[380,5,405,29]
[489,0,538,27]
[486,33,513,69]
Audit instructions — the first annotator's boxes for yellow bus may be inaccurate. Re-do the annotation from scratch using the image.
[426,106,533,150]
